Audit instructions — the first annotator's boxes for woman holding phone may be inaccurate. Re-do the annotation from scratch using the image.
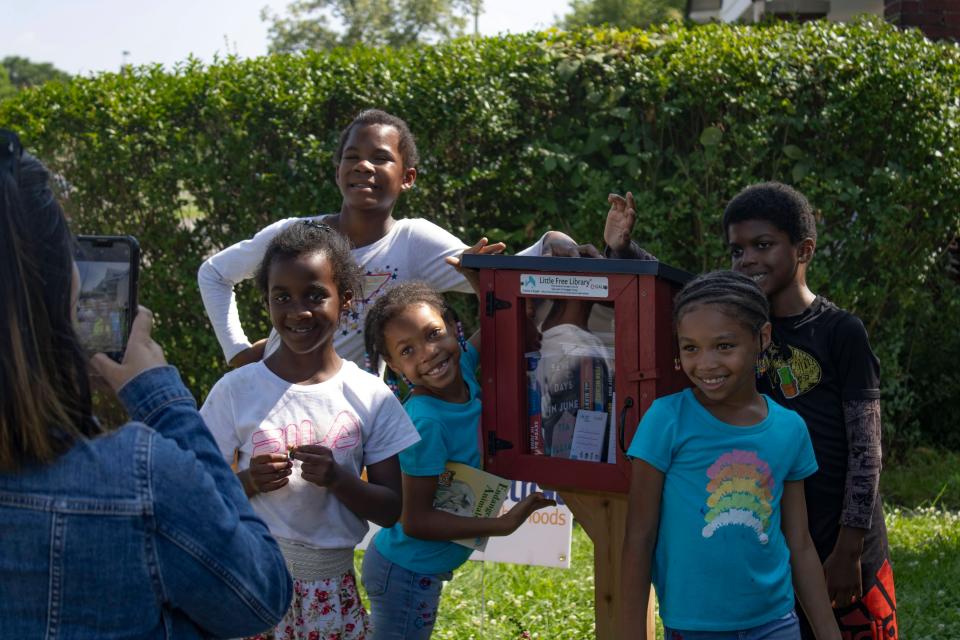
[0,129,292,638]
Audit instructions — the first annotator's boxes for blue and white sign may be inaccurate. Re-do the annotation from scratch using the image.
[520,273,609,298]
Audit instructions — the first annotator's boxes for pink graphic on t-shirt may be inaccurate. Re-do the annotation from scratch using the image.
[251,411,361,457]
[325,411,361,450]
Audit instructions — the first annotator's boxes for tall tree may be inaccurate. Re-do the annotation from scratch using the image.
[262,0,480,52]
[557,0,684,29]
[1,57,71,90]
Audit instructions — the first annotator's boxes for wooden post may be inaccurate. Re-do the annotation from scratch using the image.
[560,490,656,640]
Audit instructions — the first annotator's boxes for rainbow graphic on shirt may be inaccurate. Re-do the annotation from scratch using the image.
[701,450,775,545]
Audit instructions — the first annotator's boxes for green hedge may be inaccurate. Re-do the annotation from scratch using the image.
[2,19,958,447]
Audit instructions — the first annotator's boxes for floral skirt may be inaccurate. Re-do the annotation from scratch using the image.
[247,569,369,640]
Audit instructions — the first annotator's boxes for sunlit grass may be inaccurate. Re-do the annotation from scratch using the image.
[885,507,960,639]
[351,454,960,639]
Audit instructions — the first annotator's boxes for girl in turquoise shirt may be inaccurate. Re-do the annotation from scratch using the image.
[622,271,840,640]
[361,278,554,639]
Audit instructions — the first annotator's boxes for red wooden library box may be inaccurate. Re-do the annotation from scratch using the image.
[460,254,693,493]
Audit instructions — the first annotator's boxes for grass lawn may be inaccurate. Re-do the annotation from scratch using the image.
[882,448,960,510]
[885,507,960,639]
[354,449,960,639]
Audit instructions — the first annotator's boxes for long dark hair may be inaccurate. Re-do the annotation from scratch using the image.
[0,130,99,471]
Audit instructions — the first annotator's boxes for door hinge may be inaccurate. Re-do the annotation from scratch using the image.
[487,431,514,455]
[485,291,512,317]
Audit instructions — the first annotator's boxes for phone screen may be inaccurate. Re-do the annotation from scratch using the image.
[75,236,139,357]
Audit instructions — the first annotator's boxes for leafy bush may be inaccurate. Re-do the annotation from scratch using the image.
[2,19,958,446]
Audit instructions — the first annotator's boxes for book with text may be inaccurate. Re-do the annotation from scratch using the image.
[526,351,545,455]
[434,462,511,551]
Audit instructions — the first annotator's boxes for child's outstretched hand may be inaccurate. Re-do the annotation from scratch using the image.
[292,444,342,488]
[445,237,506,268]
[604,191,636,254]
[246,453,292,494]
[445,237,506,295]
[501,492,556,534]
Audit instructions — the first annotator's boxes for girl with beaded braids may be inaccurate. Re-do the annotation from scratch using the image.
[621,271,840,640]
[360,280,555,639]
[200,221,421,640]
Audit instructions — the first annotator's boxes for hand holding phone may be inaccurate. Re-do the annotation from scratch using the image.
[74,235,139,360]
[89,306,166,392]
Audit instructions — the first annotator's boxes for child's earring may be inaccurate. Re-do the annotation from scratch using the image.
[674,357,682,371]
[756,351,768,378]
[455,320,468,352]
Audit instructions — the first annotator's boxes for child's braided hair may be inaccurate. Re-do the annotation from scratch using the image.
[673,270,769,335]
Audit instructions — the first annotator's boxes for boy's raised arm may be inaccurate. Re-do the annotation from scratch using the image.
[604,192,657,261]
[198,217,298,364]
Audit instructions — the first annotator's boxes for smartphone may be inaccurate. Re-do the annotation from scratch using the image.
[74,235,140,360]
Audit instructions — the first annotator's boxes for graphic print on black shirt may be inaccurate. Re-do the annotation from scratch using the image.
[758,297,894,639]
[765,342,821,399]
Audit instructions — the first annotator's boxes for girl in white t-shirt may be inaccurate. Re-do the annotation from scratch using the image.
[198,109,598,369]
[200,221,420,640]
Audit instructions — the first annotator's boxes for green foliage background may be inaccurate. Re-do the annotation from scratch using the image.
[1,19,958,447]
[559,0,685,30]
[1,56,72,90]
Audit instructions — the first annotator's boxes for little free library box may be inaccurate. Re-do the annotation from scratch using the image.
[461,254,694,494]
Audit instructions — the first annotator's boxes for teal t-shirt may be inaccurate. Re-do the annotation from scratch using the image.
[372,344,482,575]
[626,388,817,631]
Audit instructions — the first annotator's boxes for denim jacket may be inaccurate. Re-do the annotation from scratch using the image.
[0,366,292,639]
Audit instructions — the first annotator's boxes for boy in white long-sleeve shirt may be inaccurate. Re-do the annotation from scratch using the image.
[199,109,596,368]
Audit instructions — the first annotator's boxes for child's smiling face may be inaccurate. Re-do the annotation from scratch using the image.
[267,251,349,355]
[677,303,770,408]
[336,124,416,215]
[382,303,465,402]
[727,219,807,302]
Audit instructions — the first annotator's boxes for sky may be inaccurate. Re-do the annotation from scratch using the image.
[3,0,573,76]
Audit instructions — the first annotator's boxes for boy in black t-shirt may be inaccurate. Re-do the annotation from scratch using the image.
[721,182,897,640]
[602,185,897,639]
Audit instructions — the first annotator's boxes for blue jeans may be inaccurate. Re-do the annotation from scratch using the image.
[665,610,800,640]
[361,542,453,640]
